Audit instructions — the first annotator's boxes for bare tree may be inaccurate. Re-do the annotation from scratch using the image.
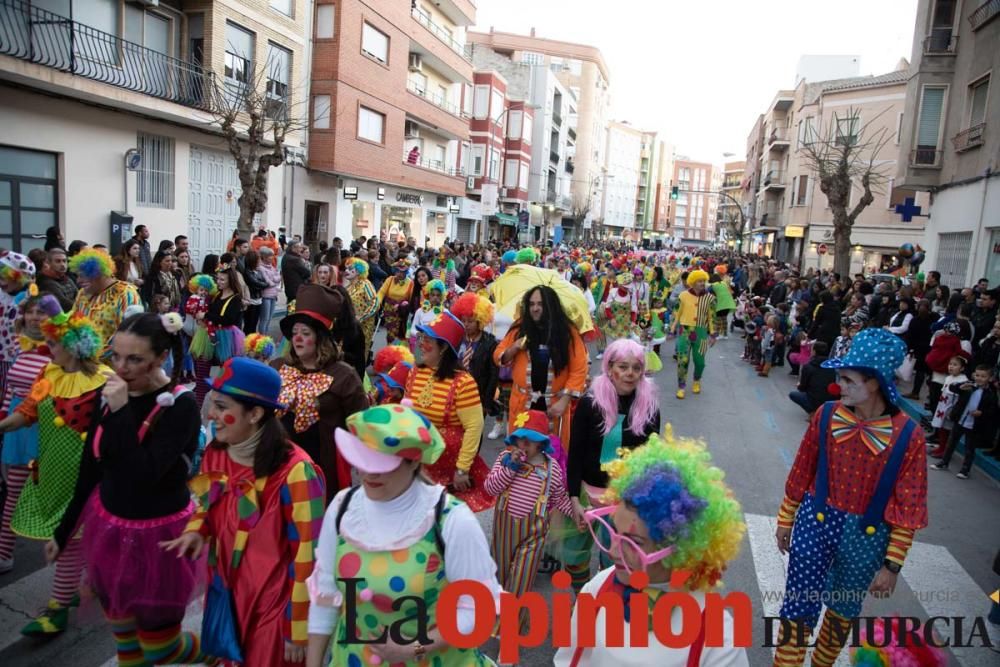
[717,201,747,249]
[798,107,893,275]
[206,52,305,234]
[571,190,593,241]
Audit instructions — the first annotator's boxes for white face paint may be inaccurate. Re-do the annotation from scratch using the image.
[838,370,872,406]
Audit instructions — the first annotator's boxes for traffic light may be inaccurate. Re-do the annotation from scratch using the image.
[670,186,679,200]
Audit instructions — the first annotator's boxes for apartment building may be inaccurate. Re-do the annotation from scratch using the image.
[0,0,309,265]
[742,114,768,254]
[296,0,475,248]
[467,28,611,235]
[651,140,676,237]
[897,0,1000,288]
[601,122,642,239]
[745,62,930,273]
[669,159,717,246]
[634,131,659,238]
[718,160,745,246]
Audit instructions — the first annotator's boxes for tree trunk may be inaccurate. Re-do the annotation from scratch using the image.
[832,213,853,277]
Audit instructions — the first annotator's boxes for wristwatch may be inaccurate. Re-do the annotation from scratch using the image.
[882,559,901,574]
[455,469,469,477]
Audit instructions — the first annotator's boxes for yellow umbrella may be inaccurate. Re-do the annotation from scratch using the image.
[489,265,594,335]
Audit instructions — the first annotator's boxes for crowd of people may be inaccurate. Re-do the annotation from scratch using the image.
[0,223,998,666]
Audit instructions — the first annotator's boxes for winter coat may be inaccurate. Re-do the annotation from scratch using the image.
[925,332,967,374]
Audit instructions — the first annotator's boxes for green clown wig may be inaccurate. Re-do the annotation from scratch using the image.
[603,429,745,591]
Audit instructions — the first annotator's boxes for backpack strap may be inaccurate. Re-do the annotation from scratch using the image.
[335,486,362,535]
[336,484,447,556]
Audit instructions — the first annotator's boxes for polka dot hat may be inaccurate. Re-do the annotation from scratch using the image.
[822,327,907,405]
[335,404,446,474]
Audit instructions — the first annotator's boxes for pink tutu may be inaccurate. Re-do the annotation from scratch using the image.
[81,494,204,626]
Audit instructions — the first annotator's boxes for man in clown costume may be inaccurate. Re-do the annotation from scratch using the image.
[671,269,716,399]
[772,328,928,667]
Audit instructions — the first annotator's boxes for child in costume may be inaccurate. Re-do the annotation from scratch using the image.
[0,290,51,574]
[343,257,378,360]
[773,328,928,667]
[672,269,717,399]
[369,344,414,405]
[710,269,736,339]
[375,258,413,345]
[649,293,670,356]
[553,432,748,667]
[485,409,575,633]
[408,279,445,354]
[0,251,37,396]
[186,274,218,402]
[245,333,276,362]
[0,297,110,636]
[927,355,968,458]
[465,263,494,297]
[432,246,459,298]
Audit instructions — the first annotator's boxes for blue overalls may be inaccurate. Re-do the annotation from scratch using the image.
[780,402,917,627]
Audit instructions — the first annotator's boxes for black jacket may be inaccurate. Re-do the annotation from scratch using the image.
[797,355,838,411]
[243,267,268,300]
[36,271,78,311]
[281,255,312,301]
[808,303,842,346]
[463,332,499,415]
[768,283,788,307]
[948,382,999,435]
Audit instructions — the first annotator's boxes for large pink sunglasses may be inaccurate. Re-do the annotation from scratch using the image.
[584,505,675,574]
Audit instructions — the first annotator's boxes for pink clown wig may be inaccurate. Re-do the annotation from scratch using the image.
[590,338,659,437]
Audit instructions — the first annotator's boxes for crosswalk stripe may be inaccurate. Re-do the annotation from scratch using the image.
[0,566,53,654]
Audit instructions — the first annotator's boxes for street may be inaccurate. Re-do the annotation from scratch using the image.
[0,336,997,666]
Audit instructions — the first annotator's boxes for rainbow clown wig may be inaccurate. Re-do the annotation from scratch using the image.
[603,430,746,592]
[451,291,495,328]
[686,269,710,288]
[188,274,218,296]
[422,279,446,299]
[37,295,103,361]
[373,343,415,374]
[345,257,369,278]
[851,617,946,666]
[69,248,114,280]
[0,250,36,292]
[244,333,276,359]
[590,339,658,436]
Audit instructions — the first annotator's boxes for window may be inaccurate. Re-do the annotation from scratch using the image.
[491,90,504,122]
[462,84,473,116]
[968,75,990,127]
[136,133,174,209]
[836,116,859,146]
[915,85,947,163]
[507,110,523,139]
[522,114,533,140]
[313,95,331,129]
[473,85,489,120]
[433,144,446,170]
[504,160,518,187]
[270,0,292,17]
[361,22,388,64]
[798,117,815,147]
[410,72,427,94]
[521,51,544,65]
[436,84,448,108]
[796,175,809,206]
[518,163,529,190]
[225,22,254,87]
[471,145,485,176]
[316,4,335,38]
[357,106,385,143]
[77,0,118,36]
[489,152,500,181]
[265,43,291,118]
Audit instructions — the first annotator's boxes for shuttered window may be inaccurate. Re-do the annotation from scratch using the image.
[916,86,945,148]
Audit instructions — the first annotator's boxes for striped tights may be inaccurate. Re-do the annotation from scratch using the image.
[109,615,205,665]
[0,465,29,561]
[771,609,851,667]
[51,537,84,606]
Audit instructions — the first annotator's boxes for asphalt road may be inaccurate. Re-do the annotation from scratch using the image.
[1,336,997,666]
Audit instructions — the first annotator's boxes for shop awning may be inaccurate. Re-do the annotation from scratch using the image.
[496,212,518,227]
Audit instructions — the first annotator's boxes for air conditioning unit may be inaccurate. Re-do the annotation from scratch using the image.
[408,53,423,73]
[466,176,476,190]
[404,120,420,139]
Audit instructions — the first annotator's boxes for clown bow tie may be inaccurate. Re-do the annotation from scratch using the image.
[830,405,894,455]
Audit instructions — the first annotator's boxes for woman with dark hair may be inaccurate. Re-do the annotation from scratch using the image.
[405,310,493,512]
[904,299,936,399]
[886,296,915,342]
[931,285,951,315]
[51,312,208,663]
[115,239,145,288]
[44,226,64,252]
[242,249,268,335]
[67,240,88,259]
[272,284,367,500]
[163,357,326,667]
[175,248,194,285]
[494,285,589,446]
[406,266,434,334]
[200,253,220,277]
[141,250,182,310]
[191,262,243,405]
[808,290,842,348]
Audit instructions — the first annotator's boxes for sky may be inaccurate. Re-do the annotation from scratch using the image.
[471,0,917,164]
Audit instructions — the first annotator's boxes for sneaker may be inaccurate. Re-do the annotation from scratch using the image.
[487,422,504,440]
[595,352,603,360]
[956,472,969,480]
[21,600,69,637]
[676,388,685,400]
[692,381,701,394]
[0,557,12,574]
[930,462,948,471]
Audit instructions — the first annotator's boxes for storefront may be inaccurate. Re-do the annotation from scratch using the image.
[334,179,455,247]
[804,224,915,275]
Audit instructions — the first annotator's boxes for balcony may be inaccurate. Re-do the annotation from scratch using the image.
[910,148,943,167]
[952,123,985,152]
[922,29,958,55]
[402,150,465,177]
[969,0,1000,30]
[411,7,472,63]
[762,170,786,189]
[406,79,466,118]
[549,149,560,164]
[767,127,790,151]
[0,0,214,111]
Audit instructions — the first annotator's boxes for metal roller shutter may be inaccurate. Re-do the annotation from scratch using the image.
[935,232,973,289]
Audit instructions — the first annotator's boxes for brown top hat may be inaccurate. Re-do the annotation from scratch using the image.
[280,283,345,338]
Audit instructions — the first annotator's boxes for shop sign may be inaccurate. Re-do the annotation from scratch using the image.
[344,186,358,200]
[396,192,423,205]
[784,225,805,238]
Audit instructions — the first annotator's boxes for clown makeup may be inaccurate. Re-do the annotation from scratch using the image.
[836,369,877,406]
[359,459,419,502]
[609,504,672,584]
[291,322,318,365]
[206,391,264,444]
[47,338,79,372]
[197,287,210,299]
[460,315,481,339]
[690,279,707,294]
[610,355,644,396]
[345,266,358,282]
[512,437,544,464]
[418,334,443,368]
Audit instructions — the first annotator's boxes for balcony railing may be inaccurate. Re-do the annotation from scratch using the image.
[969,0,1000,30]
[910,148,942,167]
[923,30,958,54]
[549,149,560,164]
[0,0,214,111]
[410,7,472,63]
[768,127,789,146]
[406,79,466,118]
[402,151,464,177]
[763,170,786,187]
[952,123,985,151]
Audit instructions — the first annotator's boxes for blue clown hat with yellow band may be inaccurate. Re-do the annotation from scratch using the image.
[822,328,906,405]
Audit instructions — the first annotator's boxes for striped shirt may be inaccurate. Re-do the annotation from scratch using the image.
[405,366,480,426]
[484,451,574,519]
[1,346,51,416]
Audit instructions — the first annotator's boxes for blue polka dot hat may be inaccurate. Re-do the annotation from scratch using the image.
[822,327,907,405]
[335,405,446,474]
